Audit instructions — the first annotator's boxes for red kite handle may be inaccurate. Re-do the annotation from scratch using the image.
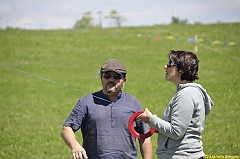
[128,110,155,139]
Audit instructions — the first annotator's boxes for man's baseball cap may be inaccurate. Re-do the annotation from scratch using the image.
[100,59,127,74]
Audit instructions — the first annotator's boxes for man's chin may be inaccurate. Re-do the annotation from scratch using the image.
[107,89,117,93]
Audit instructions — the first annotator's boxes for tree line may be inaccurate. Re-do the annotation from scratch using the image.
[73,9,190,29]
[74,9,125,29]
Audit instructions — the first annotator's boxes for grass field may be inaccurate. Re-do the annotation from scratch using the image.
[1,23,240,159]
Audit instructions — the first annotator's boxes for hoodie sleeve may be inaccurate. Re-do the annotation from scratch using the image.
[149,87,203,140]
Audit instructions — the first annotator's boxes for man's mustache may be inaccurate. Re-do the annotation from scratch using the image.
[107,82,116,86]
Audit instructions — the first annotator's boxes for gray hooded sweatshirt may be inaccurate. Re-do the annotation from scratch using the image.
[149,83,214,159]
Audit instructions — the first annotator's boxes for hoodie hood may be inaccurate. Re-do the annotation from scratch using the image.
[178,83,214,115]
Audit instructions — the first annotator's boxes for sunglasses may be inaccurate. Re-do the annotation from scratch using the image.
[167,60,178,68]
[103,73,123,80]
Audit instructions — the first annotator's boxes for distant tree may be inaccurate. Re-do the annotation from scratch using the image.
[180,18,188,24]
[171,16,180,24]
[106,9,125,27]
[74,12,93,29]
[171,16,188,25]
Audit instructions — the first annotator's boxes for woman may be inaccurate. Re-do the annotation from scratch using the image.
[137,50,214,159]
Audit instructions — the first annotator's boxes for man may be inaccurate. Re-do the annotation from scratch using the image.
[61,59,152,159]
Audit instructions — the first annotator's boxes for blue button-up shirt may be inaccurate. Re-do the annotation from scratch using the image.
[63,90,148,159]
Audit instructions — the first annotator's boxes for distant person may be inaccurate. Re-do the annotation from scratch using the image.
[137,50,214,159]
[61,59,152,159]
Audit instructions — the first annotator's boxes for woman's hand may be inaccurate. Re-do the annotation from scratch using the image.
[136,108,153,123]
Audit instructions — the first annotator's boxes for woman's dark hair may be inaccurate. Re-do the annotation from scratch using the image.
[168,50,199,81]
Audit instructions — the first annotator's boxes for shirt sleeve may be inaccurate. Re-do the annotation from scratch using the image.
[148,88,195,140]
[63,99,86,132]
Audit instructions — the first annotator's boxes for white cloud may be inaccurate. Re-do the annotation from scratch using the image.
[0,1,12,12]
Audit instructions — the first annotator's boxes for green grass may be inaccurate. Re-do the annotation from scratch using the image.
[1,23,240,159]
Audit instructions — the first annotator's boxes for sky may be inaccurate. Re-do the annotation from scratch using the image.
[0,0,240,29]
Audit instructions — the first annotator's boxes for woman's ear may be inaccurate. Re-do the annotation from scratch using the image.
[178,70,184,76]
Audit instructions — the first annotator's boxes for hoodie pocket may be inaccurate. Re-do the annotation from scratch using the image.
[165,137,183,149]
[157,134,169,150]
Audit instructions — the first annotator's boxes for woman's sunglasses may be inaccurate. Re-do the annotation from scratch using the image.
[167,60,178,68]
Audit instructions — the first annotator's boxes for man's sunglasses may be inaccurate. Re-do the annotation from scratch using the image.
[167,60,178,68]
[103,73,123,80]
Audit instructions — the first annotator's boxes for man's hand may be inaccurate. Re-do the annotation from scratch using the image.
[71,143,88,159]
[60,126,88,159]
